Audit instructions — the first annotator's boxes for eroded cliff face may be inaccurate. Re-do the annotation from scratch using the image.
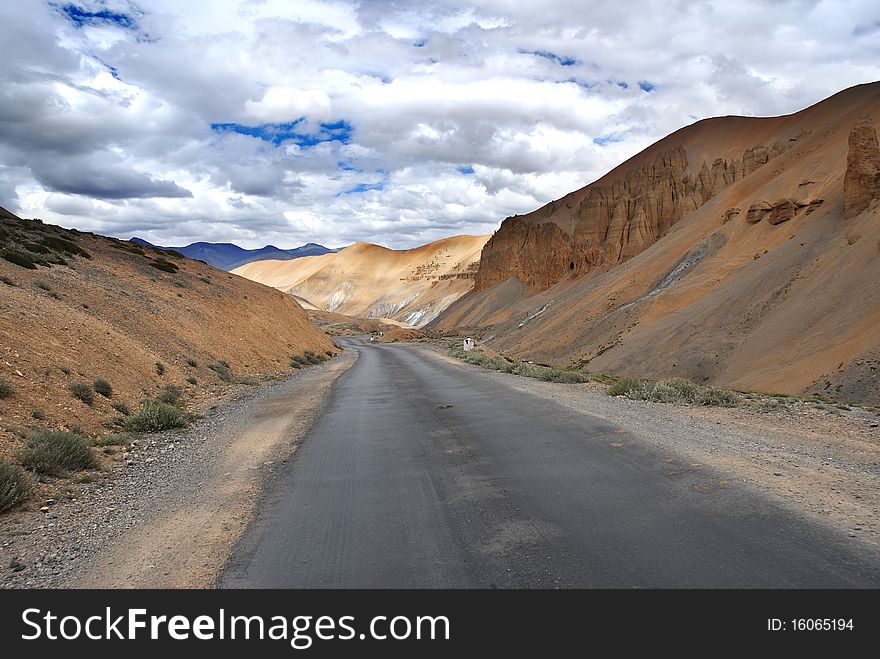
[474,136,803,292]
[844,115,880,219]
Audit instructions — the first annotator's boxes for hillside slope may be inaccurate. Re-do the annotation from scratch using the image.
[433,82,880,404]
[0,211,336,452]
[234,235,489,327]
[130,238,336,271]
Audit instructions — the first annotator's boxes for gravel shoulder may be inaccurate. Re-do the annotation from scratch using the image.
[0,349,356,588]
[419,343,880,551]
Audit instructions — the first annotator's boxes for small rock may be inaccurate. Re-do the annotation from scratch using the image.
[773,472,782,476]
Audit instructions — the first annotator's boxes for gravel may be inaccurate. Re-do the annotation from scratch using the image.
[0,353,354,589]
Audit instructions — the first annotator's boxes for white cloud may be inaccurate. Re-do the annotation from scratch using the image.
[0,0,878,249]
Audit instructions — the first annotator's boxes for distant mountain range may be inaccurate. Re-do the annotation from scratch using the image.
[129,237,338,271]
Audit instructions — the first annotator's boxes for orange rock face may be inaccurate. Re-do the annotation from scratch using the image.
[474,139,800,292]
[844,115,880,219]
[746,200,772,224]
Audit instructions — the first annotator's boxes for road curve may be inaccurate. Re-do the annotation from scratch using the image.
[222,339,880,588]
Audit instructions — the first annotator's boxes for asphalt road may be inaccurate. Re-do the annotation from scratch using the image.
[222,339,880,588]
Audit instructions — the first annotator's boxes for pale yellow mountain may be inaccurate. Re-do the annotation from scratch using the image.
[234,235,489,327]
[432,82,880,405]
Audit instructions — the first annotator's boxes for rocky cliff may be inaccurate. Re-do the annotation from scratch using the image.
[474,135,806,292]
[844,115,880,219]
[434,82,880,404]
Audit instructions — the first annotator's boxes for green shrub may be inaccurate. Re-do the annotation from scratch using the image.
[90,432,133,448]
[447,347,597,386]
[0,274,17,286]
[186,358,198,368]
[631,381,680,403]
[31,409,45,420]
[67,381,94,405]
[198,275,211,284]
[41,235,87,257]
[607,376,740,407]
[124,400,191,432]
[291,355,308,366]
[111,401,131,416]
[93,378,113,398]
[303,351,322,364]
[1,249,37,269]
[186,376,197,385]
[666,377,699,400]
[325,350,334,358]
[157,383,182,405]
[511,362,545,378]
[208,362,232,381]
[155,361,166,375]
[18,429,96,476]
[0,459,32,512]
[695,386,739,407]
[0,378,13,399]
[608,377,640,397]
[544,368,590,384]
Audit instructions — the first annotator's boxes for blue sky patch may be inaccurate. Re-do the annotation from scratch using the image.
[340,181,384,195]
[94,56,120,79]
[60,4,137,29]
[519,49,578,66]
[564,78,596,90]
[638,80,656,92]
[593,134,624,147]
[211,119,353,147]
[457,165,475,175]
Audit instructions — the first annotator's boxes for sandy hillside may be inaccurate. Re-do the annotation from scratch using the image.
[0,211,336,455]
[234,235,489,327]
[433,82,880,405]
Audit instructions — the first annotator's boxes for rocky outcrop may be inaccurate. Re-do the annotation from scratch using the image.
[475,138,797,292]
[768,199,799,225]
[475,218,591,292]
[746,201,772,224]
[844,115,880,219]
[743,198,817,226]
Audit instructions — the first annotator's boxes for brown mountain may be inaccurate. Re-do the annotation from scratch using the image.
[433,82,880,404]
[234,235,489,327]
[0,211,335,452]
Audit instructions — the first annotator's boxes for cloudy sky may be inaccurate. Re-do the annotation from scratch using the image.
[0,1,878,249]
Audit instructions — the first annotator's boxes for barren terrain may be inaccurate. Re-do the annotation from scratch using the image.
[0,352,354,588]
[433,82,880,405]
[235,234,489,327]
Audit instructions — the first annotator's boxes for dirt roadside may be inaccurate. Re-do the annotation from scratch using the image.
[420,343,880,551]
[1,349,356,588]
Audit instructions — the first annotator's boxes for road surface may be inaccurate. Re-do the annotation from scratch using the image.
[222,339,880,588]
